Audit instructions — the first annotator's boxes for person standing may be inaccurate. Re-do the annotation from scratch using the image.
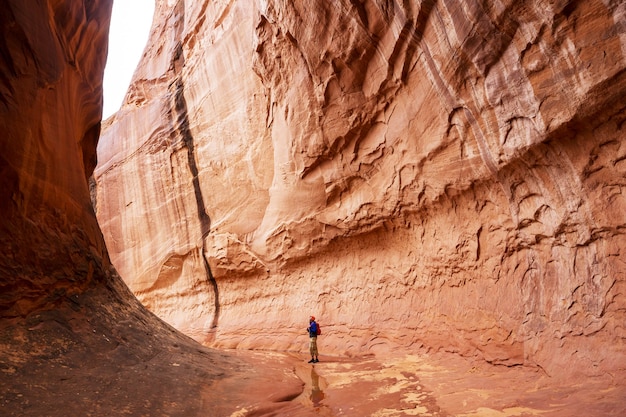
[307,316,319,363]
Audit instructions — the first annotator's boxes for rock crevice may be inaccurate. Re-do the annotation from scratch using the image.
[0,1,261,415]
[170,67,220,332]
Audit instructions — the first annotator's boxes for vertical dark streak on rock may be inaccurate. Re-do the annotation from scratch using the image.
[403,0,436,80]
[476,225,482,261]
[171,46,220,331]
[348,0,369,29]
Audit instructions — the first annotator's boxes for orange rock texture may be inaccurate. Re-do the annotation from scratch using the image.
[0,2,278,415]
[0,0,110,318]
[95,0,626,379]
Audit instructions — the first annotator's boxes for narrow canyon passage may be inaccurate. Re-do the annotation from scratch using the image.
[1,0,625,416]
[94,0,626,383]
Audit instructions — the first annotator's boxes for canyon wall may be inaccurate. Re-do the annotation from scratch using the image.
[0,0,110,320]
[0,2,254,415]
[95,0,626,378]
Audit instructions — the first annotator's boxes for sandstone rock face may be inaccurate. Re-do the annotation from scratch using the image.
[0,0,110,317]
[0,2,272,415]
[95,0,626,378]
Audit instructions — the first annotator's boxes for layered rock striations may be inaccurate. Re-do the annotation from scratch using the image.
[0,2,270,415]
[0,0,112,322]
[95,0,626,378]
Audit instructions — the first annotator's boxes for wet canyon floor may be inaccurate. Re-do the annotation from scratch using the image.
[223,349,626,417]
[1,302,624,417]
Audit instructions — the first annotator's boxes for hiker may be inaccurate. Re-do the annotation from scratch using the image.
[307,316,319,363]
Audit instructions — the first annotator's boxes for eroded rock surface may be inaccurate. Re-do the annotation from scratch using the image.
[95,0,626,382]
[0,2,301,415]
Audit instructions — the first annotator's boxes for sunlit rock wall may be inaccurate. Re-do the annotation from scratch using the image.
[95,0,626,377]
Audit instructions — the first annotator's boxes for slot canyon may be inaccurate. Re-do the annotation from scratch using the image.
[1,0,625,416]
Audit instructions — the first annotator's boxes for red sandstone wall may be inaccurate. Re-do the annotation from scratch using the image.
[95,0,626,378]
[0,0,111,314]
[0,3,249,414]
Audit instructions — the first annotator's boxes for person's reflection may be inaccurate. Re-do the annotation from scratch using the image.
[310,367,325,407]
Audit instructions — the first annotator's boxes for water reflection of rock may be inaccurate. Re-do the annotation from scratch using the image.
[294,361,334,415]
[310,367,325,408]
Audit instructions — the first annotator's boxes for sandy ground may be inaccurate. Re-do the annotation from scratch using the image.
[224,350,626,417]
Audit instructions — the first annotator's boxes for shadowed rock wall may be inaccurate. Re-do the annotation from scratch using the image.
[95,0,626,378]
[0,2,260,415]
[0,0,110,319]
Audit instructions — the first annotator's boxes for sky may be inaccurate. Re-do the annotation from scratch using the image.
[102,0,155,119]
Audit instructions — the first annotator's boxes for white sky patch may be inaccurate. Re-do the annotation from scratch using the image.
[102,0,155,119]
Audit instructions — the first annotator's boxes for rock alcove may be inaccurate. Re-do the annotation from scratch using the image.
[1,0,625,416]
